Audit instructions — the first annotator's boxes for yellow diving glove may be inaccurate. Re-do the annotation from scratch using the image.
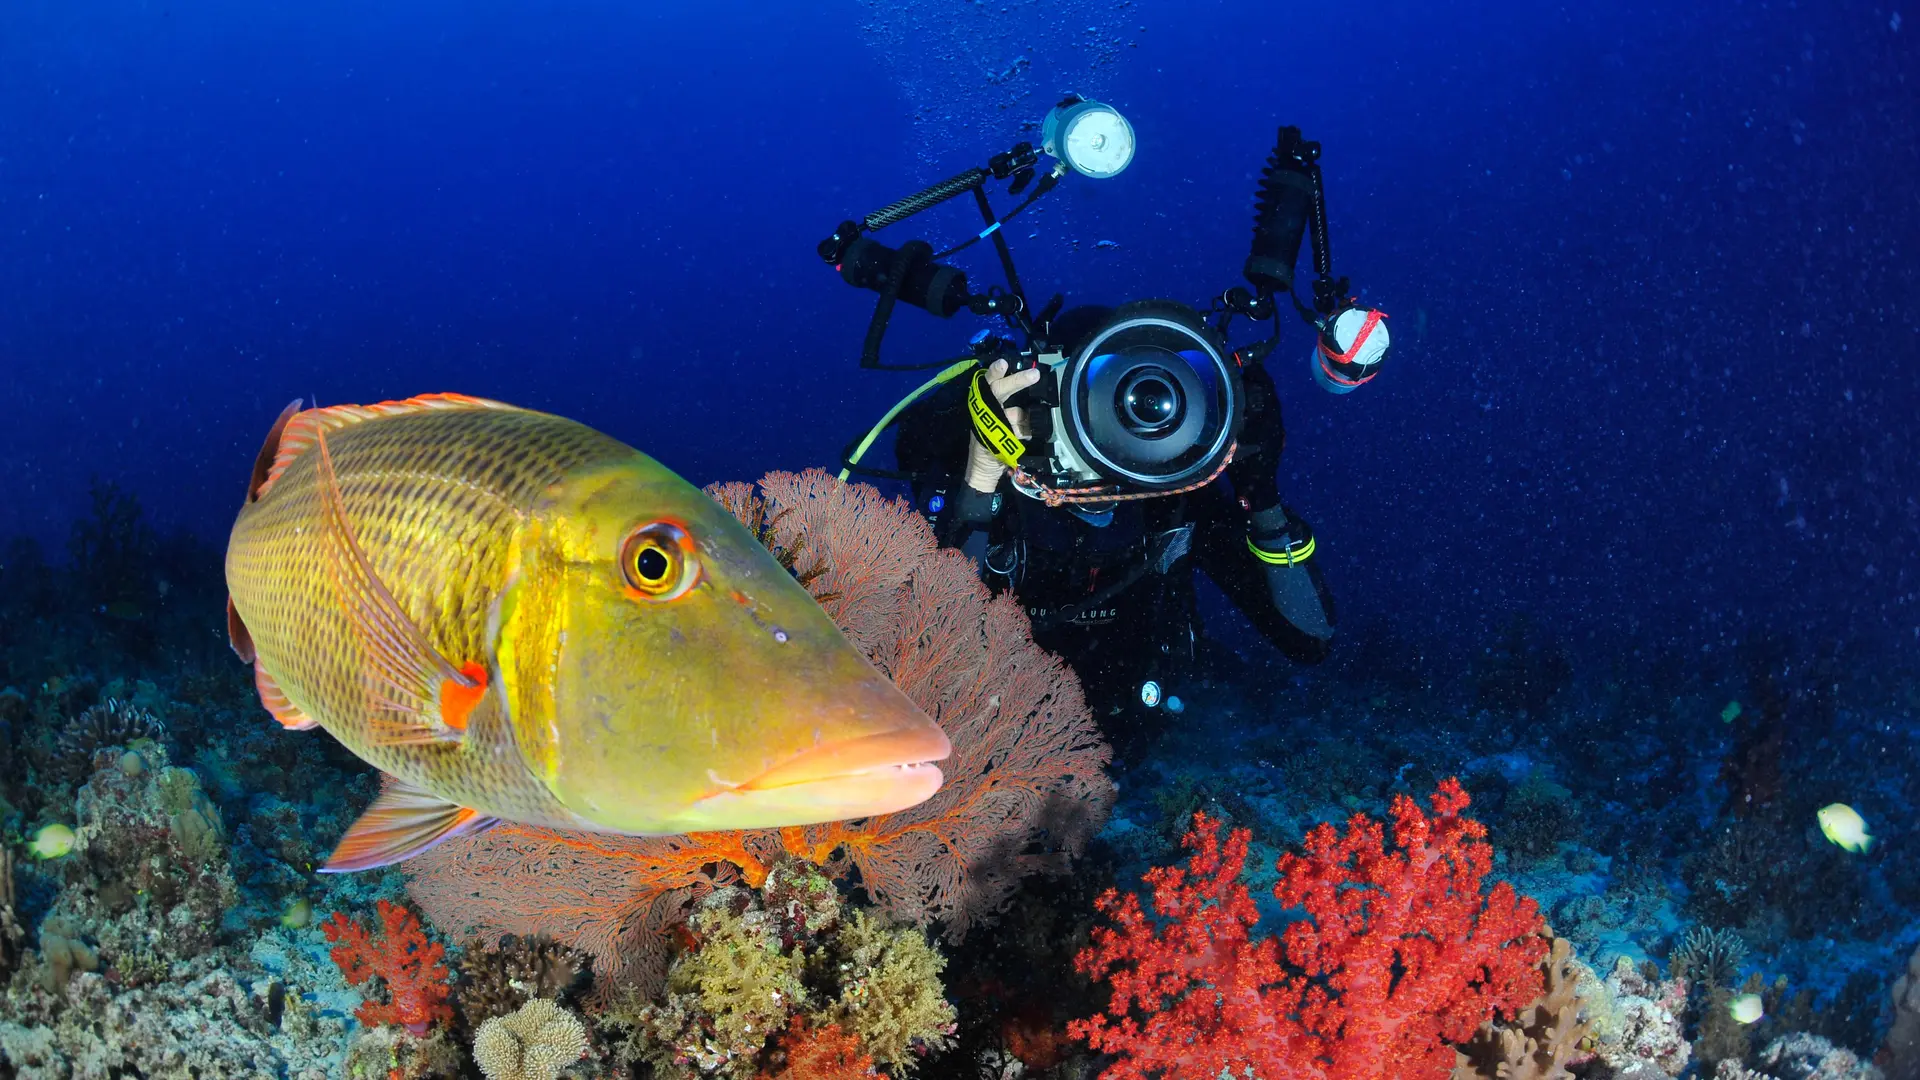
[964,358,1041,493]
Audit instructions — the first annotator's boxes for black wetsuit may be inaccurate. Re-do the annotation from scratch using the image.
[894,353,1336,755]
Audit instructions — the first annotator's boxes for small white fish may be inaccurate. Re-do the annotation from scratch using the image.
[1729,993,1764,1025]
[1817,803,1872,853]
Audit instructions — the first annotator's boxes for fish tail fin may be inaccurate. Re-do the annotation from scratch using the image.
[318,776,498,872]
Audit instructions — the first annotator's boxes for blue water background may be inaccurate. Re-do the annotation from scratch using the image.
[2,0,1914,669]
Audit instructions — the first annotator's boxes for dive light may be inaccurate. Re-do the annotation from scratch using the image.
[1042,97,1136,179]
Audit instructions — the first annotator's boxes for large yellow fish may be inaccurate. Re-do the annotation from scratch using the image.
[224,394,949,871]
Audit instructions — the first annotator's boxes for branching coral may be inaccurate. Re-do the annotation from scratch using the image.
[409,471,1112,999]
[1070,780,1547,1080]
[323,899,454,1034]
[455,934,592,1034]
[1670,926,1750,990]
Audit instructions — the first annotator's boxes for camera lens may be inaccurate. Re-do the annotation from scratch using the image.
[1116,368,1183,435]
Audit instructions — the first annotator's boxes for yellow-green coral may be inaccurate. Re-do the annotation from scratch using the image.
[620,865,959,1079]
[820,908,956,1070]
[640,895,809,1079]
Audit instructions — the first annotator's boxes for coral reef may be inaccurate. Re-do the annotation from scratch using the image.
[0,966,342,1079]
[1071,781,1546,1080]
[611,861,955,1080]
[472,997,591,1080]
[1884,941,1920,1080]
[1715,1033,1883,1080]
[51,697,167,783]
[455,933,592,1034]
[0,851,24,979]
[1672,926,1752,990]
[1451,932,1593,1080]
[759,1018,874,1080]
[323,899,454,1034]
[1491,771,1582,865]
[408,471,1113,999]
[1581,956,1692,1079]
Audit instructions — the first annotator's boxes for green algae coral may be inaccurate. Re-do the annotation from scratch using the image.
[819,908,955,1070]
[616,862,957,1080]
[639,892,810,1079]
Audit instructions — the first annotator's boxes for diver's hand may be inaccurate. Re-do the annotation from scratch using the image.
[965,358,1041,493]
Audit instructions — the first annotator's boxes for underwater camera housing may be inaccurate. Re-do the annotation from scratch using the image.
[820,101,1380,502]
[974,302,1241,492]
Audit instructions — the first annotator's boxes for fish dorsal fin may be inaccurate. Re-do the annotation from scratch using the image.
[313,424,491,747]
[252,664,319,731]
[318,775,498,872]
[256,393,520,502]
[247,399,306,503]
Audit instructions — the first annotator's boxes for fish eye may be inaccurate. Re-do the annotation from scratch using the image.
[620,521,699,601]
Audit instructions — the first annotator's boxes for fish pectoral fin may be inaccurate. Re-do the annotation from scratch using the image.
[226,596,256,664]
[253,665,318,731]
[318,777,498,873]
[312,425,486,747]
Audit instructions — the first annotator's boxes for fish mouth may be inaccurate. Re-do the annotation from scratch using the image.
[686,724,952,828]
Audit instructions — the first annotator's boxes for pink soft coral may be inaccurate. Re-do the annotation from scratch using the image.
[1070,779,1546,1080]
[323,899,453,1034]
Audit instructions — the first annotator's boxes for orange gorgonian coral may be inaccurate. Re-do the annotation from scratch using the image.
[408,470,1113,996]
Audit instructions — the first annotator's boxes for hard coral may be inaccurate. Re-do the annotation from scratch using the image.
[472,998,591,1080]
[1071,780,1547,1080]
[53,697,166,782]
[324,900,454,1035]
[455,933,592,1034]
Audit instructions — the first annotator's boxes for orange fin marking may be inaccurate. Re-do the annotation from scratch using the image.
[226,596,256,664]
[244,399,305,503]
[438,662,489,732]
[260,393,520,500]
[317,776,498,873]
[312,425,480,747]
[253,665,319,731]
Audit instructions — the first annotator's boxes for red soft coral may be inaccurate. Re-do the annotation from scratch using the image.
[323,899,453,1034]
[1070,779,1546,1080]
[761,1018,876,1080]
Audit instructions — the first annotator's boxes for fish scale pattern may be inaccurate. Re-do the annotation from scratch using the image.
[225,398,626,822]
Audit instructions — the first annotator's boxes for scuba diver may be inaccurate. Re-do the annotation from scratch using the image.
[818,101,1389,755]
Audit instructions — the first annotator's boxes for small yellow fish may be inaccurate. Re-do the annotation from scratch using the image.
[28,823,75,859]
[1817,803,1872,853]
[1720,701,1742,724]
[224,395,949,871]
[281,897,313,930]
[1728,993,1764,1025]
